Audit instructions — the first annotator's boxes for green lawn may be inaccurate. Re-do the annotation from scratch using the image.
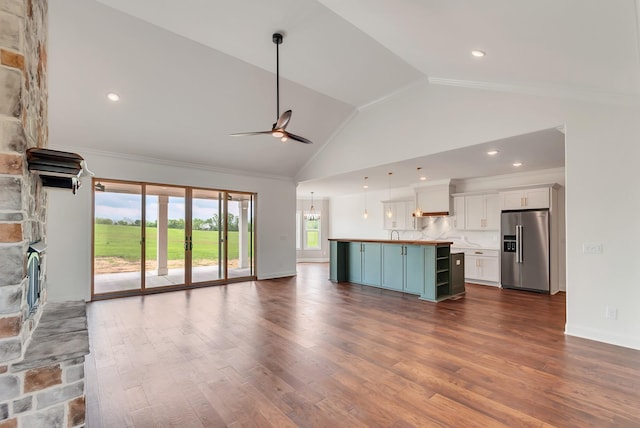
[94,224,240,261]
[306,231,319,248]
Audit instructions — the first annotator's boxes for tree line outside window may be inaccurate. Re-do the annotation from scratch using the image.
[95,213,249,232]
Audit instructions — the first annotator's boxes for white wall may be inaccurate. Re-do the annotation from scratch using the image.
[329,188,415,241]
[45,151,297,302]
[303,82,640,350]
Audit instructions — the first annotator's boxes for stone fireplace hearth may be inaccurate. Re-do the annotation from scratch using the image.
[1,1,89,427]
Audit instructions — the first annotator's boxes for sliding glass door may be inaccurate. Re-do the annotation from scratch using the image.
[227,192,254,279]
[93,181,143,294]
[92,179,256,298]
[145,185,186,288]
[190,188,224,284]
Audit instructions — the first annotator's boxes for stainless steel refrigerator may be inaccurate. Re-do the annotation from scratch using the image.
[501,210,550,293]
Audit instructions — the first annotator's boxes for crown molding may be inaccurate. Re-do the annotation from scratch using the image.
[357,76,429,112]
[428,77,640,107]
[50,145,294,182]
[454,167,566,194]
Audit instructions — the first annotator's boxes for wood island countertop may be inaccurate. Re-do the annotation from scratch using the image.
[328,238,452,246]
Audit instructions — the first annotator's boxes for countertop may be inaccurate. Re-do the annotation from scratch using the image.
[329,238,453,246]
[451,245,500,251]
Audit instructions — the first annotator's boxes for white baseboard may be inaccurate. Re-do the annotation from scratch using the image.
[257,270,297,280]
[466,280,500,287]
[565,324,640,351]
[296,258,329,263]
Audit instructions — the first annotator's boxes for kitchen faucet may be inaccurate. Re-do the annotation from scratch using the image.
[390,230,400,240]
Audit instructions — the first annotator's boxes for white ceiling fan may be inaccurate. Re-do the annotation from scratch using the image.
[230,33,312,145]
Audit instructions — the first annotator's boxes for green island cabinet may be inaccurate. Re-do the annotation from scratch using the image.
[422,244,452,301]
[346,242,382,286]
[381,244,425,294]
[330,239,459,302]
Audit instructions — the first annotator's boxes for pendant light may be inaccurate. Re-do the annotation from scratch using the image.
[305,192,320,221]
[414,167,425,216]
[362,176,369,219]
[387,172,393,219]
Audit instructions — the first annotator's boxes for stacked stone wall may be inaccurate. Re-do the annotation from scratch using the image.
[0,1,86,426]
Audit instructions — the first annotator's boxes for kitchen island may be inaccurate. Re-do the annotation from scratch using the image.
[329,239,464,302]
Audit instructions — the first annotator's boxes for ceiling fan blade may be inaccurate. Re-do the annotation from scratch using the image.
[285,132,313,145]
[275,110,292,130]
[229,131,273,137]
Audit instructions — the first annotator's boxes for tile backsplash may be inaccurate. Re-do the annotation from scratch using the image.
[395,216,500,249]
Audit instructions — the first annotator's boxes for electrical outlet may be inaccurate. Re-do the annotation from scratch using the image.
[583,242,603,254]
[605,306,618,320]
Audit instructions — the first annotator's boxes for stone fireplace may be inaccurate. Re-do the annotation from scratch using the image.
[1,1,88,427]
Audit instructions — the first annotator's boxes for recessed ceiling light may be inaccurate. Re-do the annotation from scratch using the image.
[487,150,499,156]
[419,176,427,181]
[106,92,120,102]
[513,162,523,167]
[471,50,486,58]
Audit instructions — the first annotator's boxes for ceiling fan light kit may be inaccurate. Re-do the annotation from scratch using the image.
[230,33,312,144]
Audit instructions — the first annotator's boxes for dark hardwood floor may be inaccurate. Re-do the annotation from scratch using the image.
[85,263,640,427]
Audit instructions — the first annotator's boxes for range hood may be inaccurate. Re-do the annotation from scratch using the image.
[413,179,455,217]
[26,148,93,194]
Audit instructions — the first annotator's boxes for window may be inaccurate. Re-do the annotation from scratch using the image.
[296,210,302,250]
[304,213,321,250]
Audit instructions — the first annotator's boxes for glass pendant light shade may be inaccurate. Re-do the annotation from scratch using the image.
[387,172,393,218]
[362,176,369,219]
[415,167,424,216]
[305,191,320,220]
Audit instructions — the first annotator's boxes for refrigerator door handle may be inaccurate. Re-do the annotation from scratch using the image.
[516,225,523,263]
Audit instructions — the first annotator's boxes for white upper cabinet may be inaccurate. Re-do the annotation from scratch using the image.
[382,200,417,230]
[452,196,465,229]
[499,187,550,210]
[484,195,500,229]
[464,193,499,230]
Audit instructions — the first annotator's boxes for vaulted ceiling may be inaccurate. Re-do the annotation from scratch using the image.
[48,0,640,193]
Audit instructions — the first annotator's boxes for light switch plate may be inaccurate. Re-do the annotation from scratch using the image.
[583,242,603,254]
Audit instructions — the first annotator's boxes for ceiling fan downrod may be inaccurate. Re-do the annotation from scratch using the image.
[273,33,283,125]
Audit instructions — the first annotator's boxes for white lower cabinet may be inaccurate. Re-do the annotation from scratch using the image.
[451,248,500,285]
